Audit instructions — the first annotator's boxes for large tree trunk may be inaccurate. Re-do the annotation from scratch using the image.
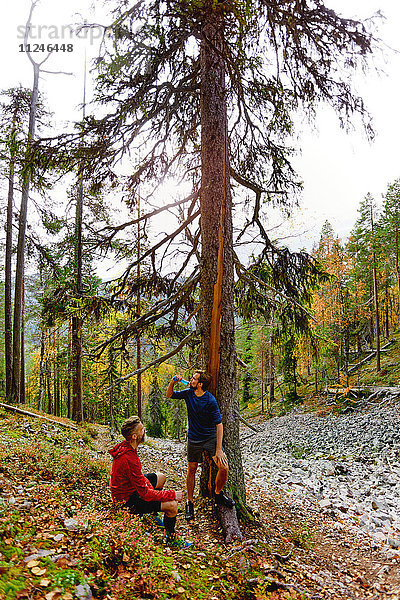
[11,63,39,403]
[198,7,245,540]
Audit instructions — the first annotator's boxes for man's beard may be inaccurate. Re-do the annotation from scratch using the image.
[138,431,146,444]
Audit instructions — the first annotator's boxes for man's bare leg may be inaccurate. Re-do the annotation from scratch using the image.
[214,461,228,495]
[212,457,235,507]
[155,472,167,489]
[186,462,198,502]
[185,462,197,521]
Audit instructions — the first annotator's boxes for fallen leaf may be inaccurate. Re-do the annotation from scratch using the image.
[62,594,73,600]
[27,560,40,568]
[45,591,62,600]
[32,567,47,576]
[40,579,51,588]
[56,557,68,569]
[122,552,129,562]
[177,587,185,593]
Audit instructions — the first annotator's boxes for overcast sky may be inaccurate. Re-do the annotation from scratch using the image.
[1,0,399,251]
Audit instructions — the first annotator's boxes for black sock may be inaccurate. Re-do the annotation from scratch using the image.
[163,515,176,535]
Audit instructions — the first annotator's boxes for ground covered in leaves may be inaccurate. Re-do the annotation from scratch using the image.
[0,407,400,600]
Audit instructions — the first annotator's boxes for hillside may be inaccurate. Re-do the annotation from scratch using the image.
[1,403,400,600]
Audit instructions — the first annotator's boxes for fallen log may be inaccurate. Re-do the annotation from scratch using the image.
[233,409,259,432]
[327,386,400,396]
[348,341,392,374]
[0,402,78,431]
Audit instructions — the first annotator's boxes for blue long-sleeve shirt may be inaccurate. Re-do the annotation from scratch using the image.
[171,388,222,441]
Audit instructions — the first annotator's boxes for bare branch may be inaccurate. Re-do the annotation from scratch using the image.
[94,270,200,355]
[116,201,200,292]
[97,191,198,240]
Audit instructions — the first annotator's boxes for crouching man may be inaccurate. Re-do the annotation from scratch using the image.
[109,415,192,549]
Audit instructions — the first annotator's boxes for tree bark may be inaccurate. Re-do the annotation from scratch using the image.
[198,7,245,538]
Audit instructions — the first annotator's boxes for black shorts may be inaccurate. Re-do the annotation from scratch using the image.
[187,437,221,463]
[124,473,162,515]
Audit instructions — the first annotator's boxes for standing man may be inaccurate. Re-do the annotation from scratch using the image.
[166,371,235,521]
[109,415,192,549]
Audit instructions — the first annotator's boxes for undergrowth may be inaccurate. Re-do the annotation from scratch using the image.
[0,411,306,600]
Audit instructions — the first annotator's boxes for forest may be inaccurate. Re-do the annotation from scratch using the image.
[3,1,400,598]
[0,0,396,508]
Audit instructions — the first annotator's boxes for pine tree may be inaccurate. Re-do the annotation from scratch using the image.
[146,376,166,438]
[381,179,400,314]
[348,194,382,371]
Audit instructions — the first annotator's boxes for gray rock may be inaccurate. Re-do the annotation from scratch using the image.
[64,518,81,531]
[75,583,92,600]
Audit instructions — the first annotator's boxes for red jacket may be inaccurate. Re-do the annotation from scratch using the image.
[109,440,175,503]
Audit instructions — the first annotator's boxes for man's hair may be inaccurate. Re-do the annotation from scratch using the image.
[121,415,142,440]
[197,371,212,391]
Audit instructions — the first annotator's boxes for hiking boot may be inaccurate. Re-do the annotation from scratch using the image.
[214,491,235,509]
[166,533,193,550]
[185,501,194,521]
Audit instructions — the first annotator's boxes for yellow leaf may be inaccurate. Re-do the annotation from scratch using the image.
[32,567,47,576]
[177,587,185,593]
[39,579,51,588]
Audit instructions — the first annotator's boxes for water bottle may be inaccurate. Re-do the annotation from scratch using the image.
[173,375,189,385]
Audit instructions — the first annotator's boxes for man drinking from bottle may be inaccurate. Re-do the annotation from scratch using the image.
[166,371,235,521]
